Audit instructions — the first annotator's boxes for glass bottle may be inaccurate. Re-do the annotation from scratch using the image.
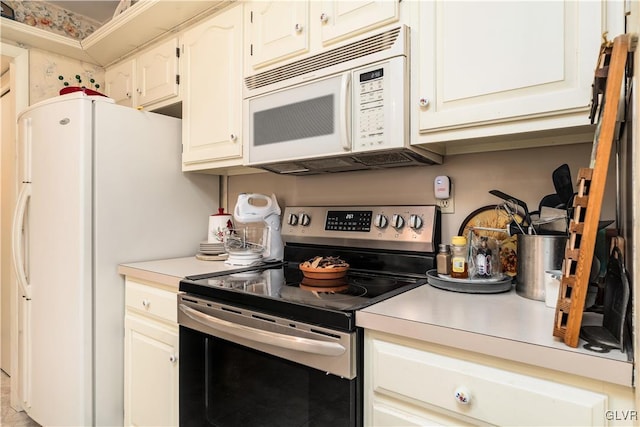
[475,236,493,278]
[450,236,469,279]
[436,244,451,275]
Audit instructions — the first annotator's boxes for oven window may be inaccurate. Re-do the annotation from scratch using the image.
[180,326,356,427]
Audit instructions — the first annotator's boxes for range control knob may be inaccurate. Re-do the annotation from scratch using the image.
[300,213,311,226]
[374,214,388,229]
[409,214,423,230]
[287,213,299,226]
[391,214,405,230]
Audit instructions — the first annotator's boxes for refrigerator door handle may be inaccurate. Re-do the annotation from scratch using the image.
[12,183,31,299]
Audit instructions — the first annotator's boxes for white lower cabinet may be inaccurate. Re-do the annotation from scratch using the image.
[364,331,616,426]
[124,279,178,427]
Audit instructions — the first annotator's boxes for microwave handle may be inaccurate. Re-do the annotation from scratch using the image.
[339,72,351,151]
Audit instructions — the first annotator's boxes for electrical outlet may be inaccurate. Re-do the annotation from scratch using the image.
[437,197,455,214]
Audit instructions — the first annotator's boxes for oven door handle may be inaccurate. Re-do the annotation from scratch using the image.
[179,304,346,356]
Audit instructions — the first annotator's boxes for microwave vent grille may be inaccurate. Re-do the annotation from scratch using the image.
[245,26,402,90]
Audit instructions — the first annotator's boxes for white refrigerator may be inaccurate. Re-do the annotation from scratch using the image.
[11,92,217,426]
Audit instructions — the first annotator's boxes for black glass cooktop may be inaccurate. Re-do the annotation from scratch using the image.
[180,263,425,331]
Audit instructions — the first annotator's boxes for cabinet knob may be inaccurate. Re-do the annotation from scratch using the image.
[136,88,142,94]
[454,386,471,404]
[419,97,430,108]
[169,355,177,363]
[142,299,150,308]
[295,23,303,33]
[126,92,131,99]
[320,13,329,23]
[230,134,237,142]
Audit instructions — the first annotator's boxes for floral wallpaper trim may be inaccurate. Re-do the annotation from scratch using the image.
[4,1,99,39]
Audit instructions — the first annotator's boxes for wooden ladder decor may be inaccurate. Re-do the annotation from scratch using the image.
[553,34,635,347]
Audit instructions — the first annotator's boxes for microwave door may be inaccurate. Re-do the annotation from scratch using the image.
[247,73,351,165]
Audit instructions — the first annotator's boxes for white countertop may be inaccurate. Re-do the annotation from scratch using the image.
[119,256,633,387]
[118,256,235,288]
[357,284,633,387]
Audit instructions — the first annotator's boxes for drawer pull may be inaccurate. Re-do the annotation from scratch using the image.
[142,299,150,308]
[169,355,177,363]
[454,386,471,405]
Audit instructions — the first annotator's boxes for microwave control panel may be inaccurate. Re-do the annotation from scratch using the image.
[282,205,440,253]
[357,69,385,146]
[353,56,406,152]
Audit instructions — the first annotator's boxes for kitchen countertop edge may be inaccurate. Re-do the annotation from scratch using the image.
[118,256,231,289]
[357,286,633,388]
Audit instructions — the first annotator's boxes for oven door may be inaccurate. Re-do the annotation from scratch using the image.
[178,294,360,426]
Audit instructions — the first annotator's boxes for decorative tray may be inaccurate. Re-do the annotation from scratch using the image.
[426,269,513,294]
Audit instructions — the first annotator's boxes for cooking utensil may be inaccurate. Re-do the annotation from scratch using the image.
[551,163,574,207]
[580,246,629,352]
[489,190,532,231]
[515,234,567,301]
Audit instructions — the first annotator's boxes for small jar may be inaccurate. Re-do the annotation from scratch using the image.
[450,236,469,279]
[436,244,451,275]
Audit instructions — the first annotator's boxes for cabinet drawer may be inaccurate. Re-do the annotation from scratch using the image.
[125,280,177,323]
[371,339,607,426]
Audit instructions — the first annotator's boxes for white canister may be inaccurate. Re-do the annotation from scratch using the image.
[208,208,234,243]
[544,270,562,308]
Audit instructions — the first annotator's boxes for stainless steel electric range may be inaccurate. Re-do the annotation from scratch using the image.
[178,205,440,427]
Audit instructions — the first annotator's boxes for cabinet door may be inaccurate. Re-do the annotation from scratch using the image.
[124,314,178,427]
[182,5,243,169]
[319,0,399,45]
[417,1,601,137]
[366,336,608,426]
[245,0,309,72]
[136,37,180,107]
[104,59,135,107]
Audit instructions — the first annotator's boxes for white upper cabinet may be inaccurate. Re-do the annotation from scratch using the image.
[104,37,180,109]
[244,0,399,75]
[244,0,310,71]
[104,59,135,107]
[181,4,245,172]
[415,0,602,144]
[319,0,399,45]
[136,37,180,108]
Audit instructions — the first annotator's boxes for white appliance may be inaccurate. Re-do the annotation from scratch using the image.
[11,92,217,426]
[229,193,284,265]
[243,25,442,175]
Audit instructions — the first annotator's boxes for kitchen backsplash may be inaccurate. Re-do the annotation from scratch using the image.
[227,142,617,242]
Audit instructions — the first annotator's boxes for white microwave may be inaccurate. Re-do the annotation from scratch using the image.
[243,25,442,175]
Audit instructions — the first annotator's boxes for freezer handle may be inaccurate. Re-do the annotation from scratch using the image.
[12,183,31,299]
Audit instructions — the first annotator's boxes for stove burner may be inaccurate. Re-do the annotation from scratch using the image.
[351,276,399,288]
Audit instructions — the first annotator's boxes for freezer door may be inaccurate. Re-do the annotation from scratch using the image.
[18,96,93,426]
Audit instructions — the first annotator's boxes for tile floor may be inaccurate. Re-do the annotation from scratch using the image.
[1,370,40,427]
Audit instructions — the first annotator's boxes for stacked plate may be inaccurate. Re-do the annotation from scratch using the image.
[199,241,225,255]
